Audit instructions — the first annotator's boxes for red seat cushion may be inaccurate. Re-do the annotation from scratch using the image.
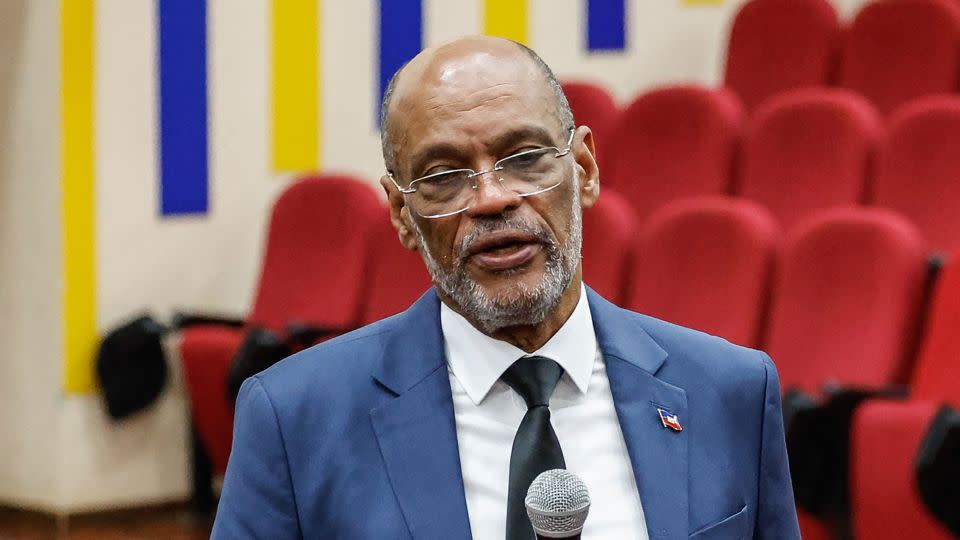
[739,88,879,229]
[249,175,382,332]
[724,0,840,111]
[911,252,960,402]
[180,324,245,473]
[851,401,955,540]
[626,197,778,347]
[797,508,832,540]
[873,97,960,253]
[360,213,432,325]
[764,208,927,396]
[581,189,636,305]
[561,81,619,172]
[606,86,742,221]
[180,174,383,473]
[839,0,960,115]
[848,251,960,537]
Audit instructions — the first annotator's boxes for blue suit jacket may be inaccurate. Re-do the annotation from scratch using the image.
[212,288,801,539]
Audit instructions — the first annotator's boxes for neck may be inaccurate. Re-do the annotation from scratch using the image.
[441,273,584,353]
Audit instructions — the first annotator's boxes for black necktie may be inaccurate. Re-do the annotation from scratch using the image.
[502,356,566,540]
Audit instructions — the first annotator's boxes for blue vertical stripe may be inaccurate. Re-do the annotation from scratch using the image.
[158,0,208,215]
[588,0,626,51]
[378,0,423,127]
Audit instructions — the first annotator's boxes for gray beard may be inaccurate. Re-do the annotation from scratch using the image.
[412,184,582,334]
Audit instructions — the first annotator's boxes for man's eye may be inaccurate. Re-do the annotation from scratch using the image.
[506,151,545,167]
[422,165,457,177]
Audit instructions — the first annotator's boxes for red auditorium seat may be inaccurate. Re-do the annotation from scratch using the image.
[839,0,960,115]
[764,208,927,540]
[625,197,778,348]
[180,174,383,473]
[764,207,927,397]
[561,81,619,173]
[724,0,840,111]
[581,188,636,305]
[873,96,960,253]
[851,252,960,540]
[360,213,433,325]
[606,86,743,222]
[739,88,880,229]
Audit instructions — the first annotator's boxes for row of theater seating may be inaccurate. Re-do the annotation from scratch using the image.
[179,174,958,539]
[725,0,960,114]
[562,82,960,255]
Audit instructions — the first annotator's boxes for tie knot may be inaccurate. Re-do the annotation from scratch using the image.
[501,356,564,409]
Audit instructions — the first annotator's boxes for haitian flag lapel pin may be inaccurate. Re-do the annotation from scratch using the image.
[658,408,683,432]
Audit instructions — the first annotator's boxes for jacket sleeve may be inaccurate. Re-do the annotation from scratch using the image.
[211,376,302,539]
[755,353,802,539]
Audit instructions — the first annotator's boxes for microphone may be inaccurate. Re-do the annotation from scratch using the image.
[524,469,591,539]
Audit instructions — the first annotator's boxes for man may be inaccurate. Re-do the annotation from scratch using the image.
[212,36,800,539]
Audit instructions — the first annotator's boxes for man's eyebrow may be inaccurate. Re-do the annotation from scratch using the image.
[407,143,465,180]
[404,126,560,179]
[489,126,557,152]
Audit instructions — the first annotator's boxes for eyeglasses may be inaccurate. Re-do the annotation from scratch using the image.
[390,129,576,219]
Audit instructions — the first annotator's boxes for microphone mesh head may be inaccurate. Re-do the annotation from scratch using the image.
[524,469,591,537]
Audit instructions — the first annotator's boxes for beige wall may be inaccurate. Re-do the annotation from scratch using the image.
[0,0,870,512]
[0,0,63,510]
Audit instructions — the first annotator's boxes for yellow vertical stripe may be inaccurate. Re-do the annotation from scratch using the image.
[272,0,321,171]
[484,0,528,44]
[61,0,97,393]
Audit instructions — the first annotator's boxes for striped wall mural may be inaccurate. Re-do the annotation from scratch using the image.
[58,0,631,392]
[272,0,321,171]
[61,0,97,393]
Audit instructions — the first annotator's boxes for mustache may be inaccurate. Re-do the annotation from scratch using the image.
[458,216,555,260]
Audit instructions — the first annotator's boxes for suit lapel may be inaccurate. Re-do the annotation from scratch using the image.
[588,289,689,540]
[369,289,472,539]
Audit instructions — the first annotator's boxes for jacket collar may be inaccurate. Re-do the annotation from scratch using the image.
[371,286,688,540]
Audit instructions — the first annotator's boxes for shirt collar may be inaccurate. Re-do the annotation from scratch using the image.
[441,284,597,405]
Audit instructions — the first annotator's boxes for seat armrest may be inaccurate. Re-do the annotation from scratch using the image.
[172,311,246,330]
[285,321,355,348]
[916,405,960,536]
[786,384,908,520]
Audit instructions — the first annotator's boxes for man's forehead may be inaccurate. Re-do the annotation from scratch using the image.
[393,41,548,113]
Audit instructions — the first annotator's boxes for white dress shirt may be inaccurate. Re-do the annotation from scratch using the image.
[441,285,650,539]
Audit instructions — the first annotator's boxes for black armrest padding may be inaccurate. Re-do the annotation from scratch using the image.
[285,321,354,347]
[172,311,245,330]
[786,385,907,518]
[916,405,960,537]
[225,327,290,403]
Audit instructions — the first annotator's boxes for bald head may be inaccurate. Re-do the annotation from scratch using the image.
[380,36,574,173]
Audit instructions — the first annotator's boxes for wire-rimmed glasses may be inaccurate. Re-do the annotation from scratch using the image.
[389,129,576,219]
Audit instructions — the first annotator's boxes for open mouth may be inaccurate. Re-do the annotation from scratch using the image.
[465,230,542,271]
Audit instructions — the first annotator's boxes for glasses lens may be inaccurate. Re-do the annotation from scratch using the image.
[410,170,473,217]
[498,148,563,195]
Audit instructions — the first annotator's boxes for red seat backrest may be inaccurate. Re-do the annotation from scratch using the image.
[764,208,928,395]
[910,252,960,406]
[739,88,879,229]
[839,0,960,115]
[581,188,637,305]
[724,0,840,111]
[360,213,433,325]
[606,86,743,222]
[561,81,619,172]
[626,197,779,348]
[248,174,382,332]
[872,96,960,253]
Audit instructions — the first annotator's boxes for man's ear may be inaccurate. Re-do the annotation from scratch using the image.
[572,126,600,209]
[380,174,419,252]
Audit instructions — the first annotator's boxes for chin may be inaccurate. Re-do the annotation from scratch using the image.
[474,268,546,302]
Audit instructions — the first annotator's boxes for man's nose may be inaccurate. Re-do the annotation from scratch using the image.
[465,170,522,216]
